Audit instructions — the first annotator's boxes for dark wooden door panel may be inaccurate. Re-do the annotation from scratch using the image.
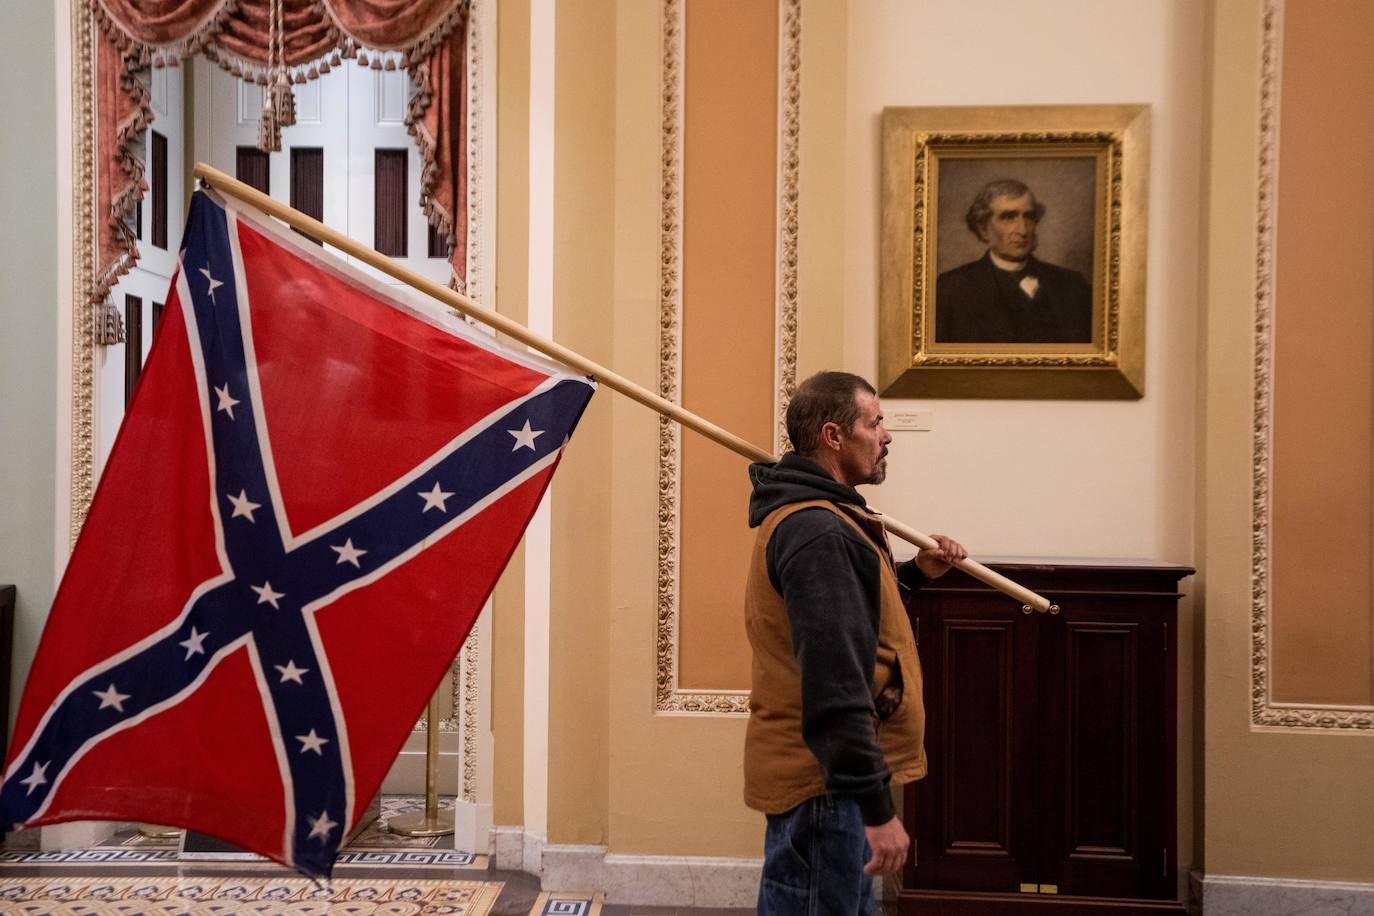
[1043,618,1139,897]
[912,594,1038,893]
[1042,606,1171,899]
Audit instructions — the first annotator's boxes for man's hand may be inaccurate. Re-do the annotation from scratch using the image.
[863,816,910,876]
[915,534,967,579]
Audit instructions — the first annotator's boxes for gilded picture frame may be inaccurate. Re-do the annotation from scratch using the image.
[879,104,1150,399]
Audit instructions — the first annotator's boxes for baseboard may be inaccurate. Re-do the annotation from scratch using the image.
[1199,873,1374,914]
[487,827,761,907]
[491,825,524,869]
[522,829,545,875]
[602,853,761,907]
[541,843,606,893]
[40,821,115,850]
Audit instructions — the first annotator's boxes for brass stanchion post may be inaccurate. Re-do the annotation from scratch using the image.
[386,689,455,837]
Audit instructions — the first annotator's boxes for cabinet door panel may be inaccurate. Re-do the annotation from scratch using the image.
[1041,606,1169,899]
[912,595,1038,892]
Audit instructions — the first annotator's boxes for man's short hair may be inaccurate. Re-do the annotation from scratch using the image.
[786,371,877,456]
[965,179,1046,239]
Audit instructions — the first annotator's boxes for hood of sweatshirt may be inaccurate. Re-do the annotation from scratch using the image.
[747,452,868,528]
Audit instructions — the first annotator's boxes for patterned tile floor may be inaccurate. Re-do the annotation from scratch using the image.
[530,892,603,916]
[0,875,504,915]
[0,796,545,915]
[0,797,484,871]
[0,801,757,915]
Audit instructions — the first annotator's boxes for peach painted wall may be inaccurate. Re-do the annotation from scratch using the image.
[678,0,778,690]
[1269,0,1374,706]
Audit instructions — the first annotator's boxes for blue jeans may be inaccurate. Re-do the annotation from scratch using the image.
[758,795,877,916]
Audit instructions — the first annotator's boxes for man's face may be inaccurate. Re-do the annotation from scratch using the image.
[836,391,892,488]
[980,192,1039,262]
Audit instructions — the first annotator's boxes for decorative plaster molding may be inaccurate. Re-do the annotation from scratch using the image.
[1249,0,1374,730]
[70,1,97,548]
[774,0,800,453]
[459,0,482,299]
[654,0,799,715]
[459,638,478,795]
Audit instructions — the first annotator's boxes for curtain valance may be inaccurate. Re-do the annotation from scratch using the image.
[93,0,469,304]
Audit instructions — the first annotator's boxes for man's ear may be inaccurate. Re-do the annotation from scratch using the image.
[819,420,843,451]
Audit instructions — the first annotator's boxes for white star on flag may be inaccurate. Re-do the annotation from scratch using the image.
[296,729,330,755]
[330,539,367,568]
[307,810,338,841]
[92,683,130,712]
[18,761,49,796]
[178,626,209,660]
[508,420,544,451]
[199,266,224,301]
[418,482,454,513]
[252,581,285,609]
[275,660,310,684]
[227,489,261,522]
[214,383,240,420]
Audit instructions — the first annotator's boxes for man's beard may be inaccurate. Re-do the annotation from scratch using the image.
[865,456,888,486]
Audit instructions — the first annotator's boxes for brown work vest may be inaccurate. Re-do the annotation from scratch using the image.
[743,500,927,814]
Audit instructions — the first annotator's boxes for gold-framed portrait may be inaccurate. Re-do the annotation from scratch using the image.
[879,104,1150,399]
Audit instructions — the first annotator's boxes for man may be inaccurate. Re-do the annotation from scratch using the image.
[935,178,1092,344]
[745,371,966,914]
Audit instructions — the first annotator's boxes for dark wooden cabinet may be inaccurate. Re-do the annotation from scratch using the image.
[900,559,1192,915]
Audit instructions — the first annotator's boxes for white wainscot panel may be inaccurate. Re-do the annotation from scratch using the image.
[237,79,264,126]
[150,66,168,115]
[294,79,322,124]
[375,69,408,125]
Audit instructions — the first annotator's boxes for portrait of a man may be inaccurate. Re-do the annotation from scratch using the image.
[880,106,1148,398]
[935,177,1094,345]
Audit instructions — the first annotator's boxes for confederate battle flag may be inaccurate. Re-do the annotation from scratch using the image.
[0,190,594,877]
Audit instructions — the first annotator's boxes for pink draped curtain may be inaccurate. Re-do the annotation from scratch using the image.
[93,0,468,303]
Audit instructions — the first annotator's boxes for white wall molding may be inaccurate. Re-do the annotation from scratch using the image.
[451,799,492,853]
[522,0,555,841]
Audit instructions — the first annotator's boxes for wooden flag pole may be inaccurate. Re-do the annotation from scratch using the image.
[191,162,1056,614]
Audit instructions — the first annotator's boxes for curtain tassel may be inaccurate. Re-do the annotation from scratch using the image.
[257,0,290,151]
[257,103,281,152]
[272,74,296,129]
